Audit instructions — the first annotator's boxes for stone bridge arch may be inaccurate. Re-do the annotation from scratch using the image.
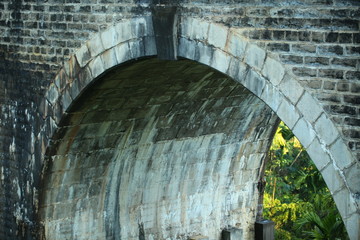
[38,16,359,239]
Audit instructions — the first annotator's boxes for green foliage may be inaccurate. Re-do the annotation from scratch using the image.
[263,122,348,239]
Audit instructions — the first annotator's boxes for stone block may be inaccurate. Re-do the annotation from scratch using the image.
[344,213,360,240]
[178,37,196,60]
[244,69,266,97]
[76,44,92,68]
[114,20,133,45]
[211,49,230,74]
[114,42,131,64]
[101,47,118,71]
[262,57,285,86]
[314,113,339,146]
[62,87,73,112]
[88,55,105,79]
[78,66,93,91]
[260,82,282,112]
[321,164,345,194]
[228,29,247,60]
[344,164,360,194]
[307,137,331,171]
[278,74,304,104]
[208,23,228,49]
[87,34,105,57]
[333,188,357,219]
[330,138,353,169]
[101,26,117,50]
[128,40,145,59]
[191,18,209,41]
[45,83,60,106]
[245,43,266,71]
[131,17,150,37]
[143,36,157,56]
[296,92,322,123]
[276,99,300,129]
[179,16,191,38]
[196,41,213,66]
[292,117,315,148]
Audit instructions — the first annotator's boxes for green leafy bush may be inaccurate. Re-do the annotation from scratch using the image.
[263,122,348,239]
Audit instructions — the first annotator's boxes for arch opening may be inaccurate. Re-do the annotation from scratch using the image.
[39,58,279,239]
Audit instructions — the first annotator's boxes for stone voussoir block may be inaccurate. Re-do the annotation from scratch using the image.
[292,117,316,148]
[330,138,353,170]
[276,99,300,129]
[314,113,339,146]
[131,16,153,38]
[208,22,228,50]
[100,25,117,50]
[244,69,265,97]
[307,137,331,171]
[178,37,196,60]
[245,43,266,71]
[262,56,285,86]
[114,42,131,64]
[114,20,133,45]
[227,28,247,61]
[191,18,210,41]
[88,55,105,80]
[86,33,105,58]
[100,47,118,71]
[321,163,345,194]
[296,92,323,123]
[260,81,283,112]
[278,74,304,104]
[75,43,92,68]
[210,49,230,74]
[45,83,60,106]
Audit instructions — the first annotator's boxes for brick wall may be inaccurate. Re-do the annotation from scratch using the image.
[0,0,359,239]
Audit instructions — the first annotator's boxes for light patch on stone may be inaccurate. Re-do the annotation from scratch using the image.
[101,26,117,50]
[114,42,131,63]
[262,57,285,86]
[245,44,266,71]
[88,56,105,80]
[227,29,247,60]
[244,69,265,97]
[76,44,91,68]
[101,48,118,71]
[296,92,322,123]
[114,20,134,45]
[208,23,228,49]
[314,113,339,146]
[178,37,196,60]
[330,138,353,170]
[321,163,344,194]
[307,137,331,171]
[292,117,315,148]
[276,99,300,129]
[211,49,230,73]
[196,41,213,66]
[87,34,105,58]
[260,82,282,112]
[191,18,209,41]
[278,74,304,104]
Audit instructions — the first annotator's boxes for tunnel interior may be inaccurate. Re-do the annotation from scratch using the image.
[39,58,279,240]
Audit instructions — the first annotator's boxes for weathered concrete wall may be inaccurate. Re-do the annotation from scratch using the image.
[0,0,359,239]
[39,59,278,240]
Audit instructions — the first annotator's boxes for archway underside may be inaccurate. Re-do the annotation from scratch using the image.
[40,58,279,240]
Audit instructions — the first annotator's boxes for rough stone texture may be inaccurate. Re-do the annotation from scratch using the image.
[39,59,278,240]
[0,0,359,239]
